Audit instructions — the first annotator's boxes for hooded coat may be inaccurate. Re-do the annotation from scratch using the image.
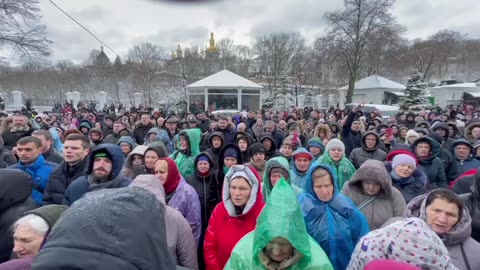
[63,144,131,206]
[236,131,252,162]
[130,175,198,270]
[205,131,224,170]
[213,144,243,201]
[170,128,201,178]
[121,145,148,180]
[341,111,363,157]
[290,148,313,189]
[204,166,265,270]
[432,122,456,151]
[0,136,16,166]
[0,169,37,263]
[43,155,89,205]
[117,136,137,157]
[464,121,480,144]
[459,173,480,242]
[451,138,480,175]
[298,164,370,270]
[406,193,480,270]
[262,156,303,202]
[314,124,333,142]
[260,134,279,161]
[385,162,428,204]
[225,179,334,270]
[306,137,325,160]
[133,122,154,145]
[411,137,448,189]
[315,151,356,190]
[347,218,459,270]
[342,160,406,230]
[349,132,387,169]
[31,188,177,270]
[9,154,58,206]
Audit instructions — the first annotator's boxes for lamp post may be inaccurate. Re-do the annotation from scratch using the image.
[181,79,187,112]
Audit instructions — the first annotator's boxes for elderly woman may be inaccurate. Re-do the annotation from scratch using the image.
[154,158,201,245]
[0,204,67,268]
[347,218,459,270]
[225,179,333,270]
[143,142,168,174]
[342,160,406,230]
[204,165,265,270]
[298,163,369,270]
[130,175,198,270]
[262,156,302,202]
[405,129,420,145]
[121,145,148,179]
[315,139,356,190]
[406,189,480,270]
[386,154,428,203]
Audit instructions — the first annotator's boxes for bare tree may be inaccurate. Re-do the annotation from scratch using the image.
[323,0,405,103]
[0,0,52,60]
[127,42,165,106]
[218,38,238,71]
[253,32,305,92]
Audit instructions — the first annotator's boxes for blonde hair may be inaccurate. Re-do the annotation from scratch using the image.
[154,159,168,172]
[312,167,330,179]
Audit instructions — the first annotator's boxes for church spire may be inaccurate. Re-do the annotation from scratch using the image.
[207,32,219,52]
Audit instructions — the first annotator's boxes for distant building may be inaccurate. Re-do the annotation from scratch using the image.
[95,46,110,66]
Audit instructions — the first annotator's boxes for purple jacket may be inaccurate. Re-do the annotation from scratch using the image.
[0,257,33,270]
[168,178,201,245]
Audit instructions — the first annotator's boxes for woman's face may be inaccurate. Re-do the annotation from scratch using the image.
[13,223,44,258]
[132,155,143,166]
[328,147,343,162]
[238,140,248,152]
[407,136,418,144]
[120,143,132,154]
[229,177,252,207]
[148,133,157,141]
[313,175,334,202]
[362,180,381,196]
[394,163,414,178]
[264,237,293,263]
[252,153,265,163]
[426,198,460,235]
[154,160,169,184]
[144,151,159,169]
[94,122,102,129]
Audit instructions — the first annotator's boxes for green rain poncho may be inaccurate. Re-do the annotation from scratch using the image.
[315,153,355,190]
[262,156,302,202]
[225,179,334,270]
[170,128,201,178]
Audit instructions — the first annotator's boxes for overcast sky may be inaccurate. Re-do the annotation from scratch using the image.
[39,0,480,63]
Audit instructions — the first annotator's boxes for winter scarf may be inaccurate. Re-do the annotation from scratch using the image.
[158,157,181,195]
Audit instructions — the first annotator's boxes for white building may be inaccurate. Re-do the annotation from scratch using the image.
[186,69,263,112]
[338,75,406,108]
[429,82,480,107]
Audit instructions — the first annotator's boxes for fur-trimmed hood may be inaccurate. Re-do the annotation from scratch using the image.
[313,123,332,139]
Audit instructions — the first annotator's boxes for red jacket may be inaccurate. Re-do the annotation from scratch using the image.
[203,166,265,270]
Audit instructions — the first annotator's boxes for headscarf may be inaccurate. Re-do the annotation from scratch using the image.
[158,157,181,195]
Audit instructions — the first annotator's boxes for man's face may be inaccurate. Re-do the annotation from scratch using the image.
[92,157,113,180]
[435,129,447,138]
[281,144,293,157]
[237,123,246,132]
[141,114,150,125]
[415,142,431,158]
[32,134,51,153]
[212,136,222,148]
[105,119,113,127]
[13,223,44,258]
[295,157,311,172]
[63,140,88,164]
[90,132,102,141]
[364,134,377,149]
[113,123,124,133]
[166,122,177,131]
[218,119,228,130]
[224,157,237,168]
[265,123,275,133]
[472,127,480,139]
[278,121,286,129]
[262,139,272,150]
[455,144,471,160]
[247,112,255,119]
[351,121,361,131]
[13,116,28,127]
[17,142,41,164]
[256,119,264,128]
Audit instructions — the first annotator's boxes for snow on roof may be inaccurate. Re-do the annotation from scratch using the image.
[339,75,405,90]
[187,70,263,89]
[432,82,480,89]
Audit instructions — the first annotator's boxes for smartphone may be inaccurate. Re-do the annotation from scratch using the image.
[385,128,393,138]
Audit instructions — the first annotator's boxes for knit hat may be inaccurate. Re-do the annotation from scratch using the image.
[250,142,266,156]
[392,154,416,170]
[165,116,179,123]
[94,150,112,161]
[406,129,419,139]
[26,204,69,229]
[197,156,209,162]
[224,147,238,159]
[293,151,313,161]
[325,139,345,152]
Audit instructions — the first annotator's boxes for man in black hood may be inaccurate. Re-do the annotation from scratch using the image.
[63,144,131,206]
[205,132,224,169]
[31,187,177,270]
[431,122,455,152]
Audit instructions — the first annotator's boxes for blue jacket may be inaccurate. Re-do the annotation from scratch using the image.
[63,144,131,206]
[9,155,57,205]
[290,148,313,189]
[298,163,369,270]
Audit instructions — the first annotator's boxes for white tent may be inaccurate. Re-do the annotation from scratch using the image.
[186,70,263,112]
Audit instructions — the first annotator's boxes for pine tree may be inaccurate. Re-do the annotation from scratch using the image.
[400,70,428,110]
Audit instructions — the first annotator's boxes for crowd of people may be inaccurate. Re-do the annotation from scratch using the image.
[0,101,480,269]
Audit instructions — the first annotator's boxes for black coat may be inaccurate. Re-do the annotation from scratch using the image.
[43,157,89,205]
[133,123,153,145]
[0,136,16,166]
[42,146,64,164]
[459,176,480,242]
[341,112,362,157]
[31,188,177,269]
[2,129,32,151]
[0,169,37,263]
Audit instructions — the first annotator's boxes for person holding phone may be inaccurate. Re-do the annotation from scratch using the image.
[341,104,364,157]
